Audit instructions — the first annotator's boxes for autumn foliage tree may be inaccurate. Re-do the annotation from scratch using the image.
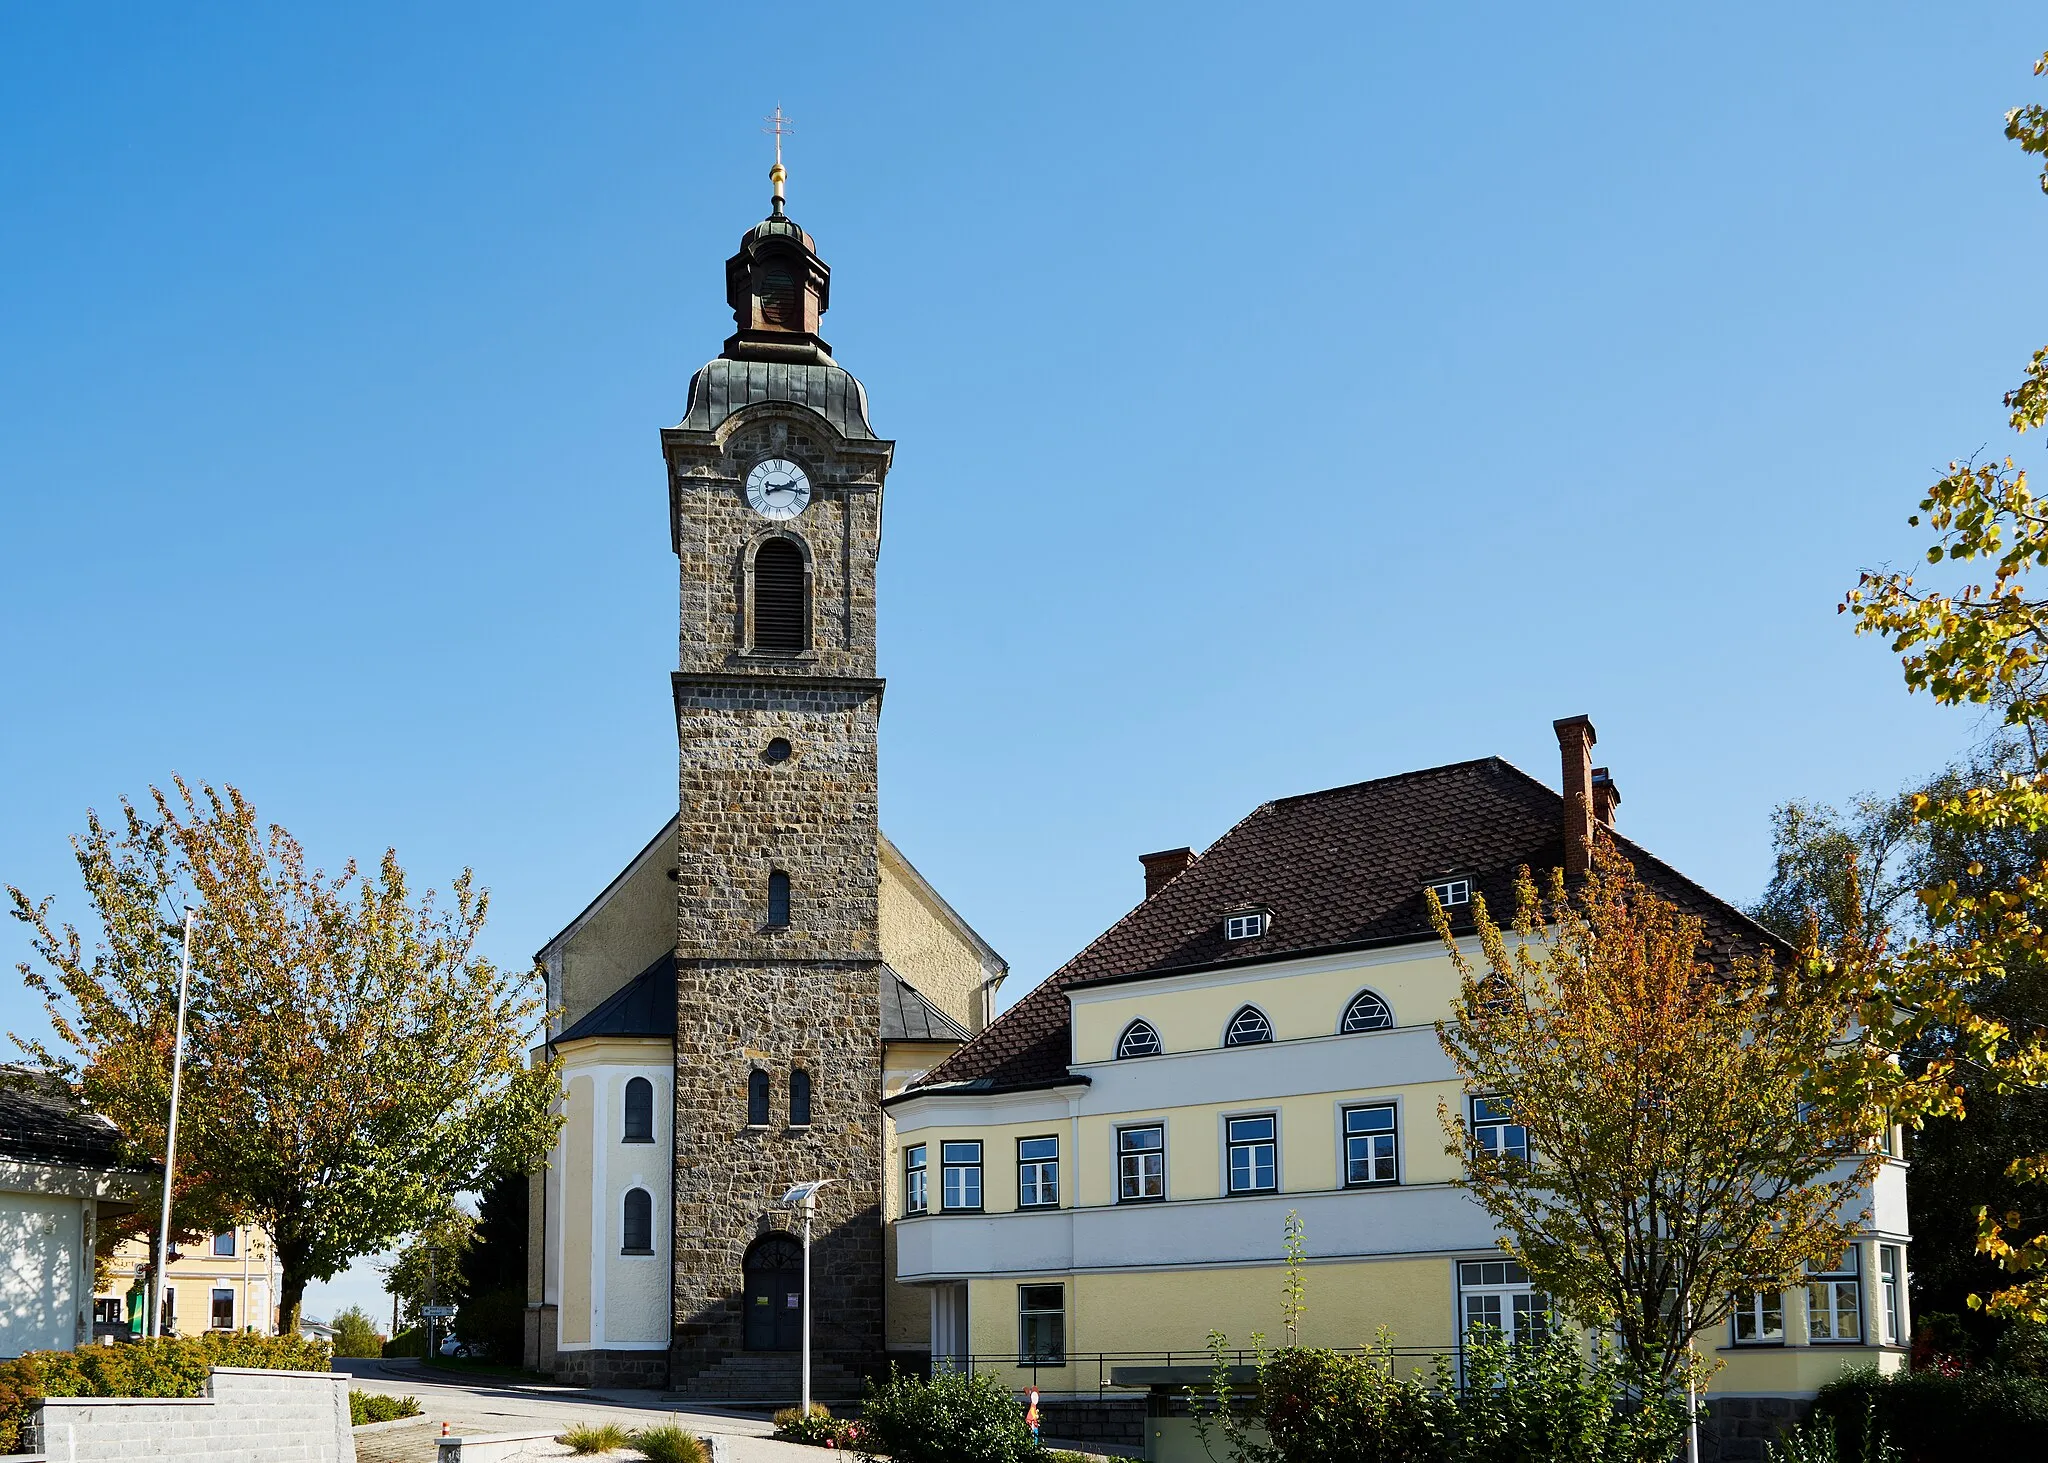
[8,779,558,1331]
[1430,842,1880,1395]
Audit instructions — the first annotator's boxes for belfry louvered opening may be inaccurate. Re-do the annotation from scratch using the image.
[753,539,807,653]
[758,259,800,327]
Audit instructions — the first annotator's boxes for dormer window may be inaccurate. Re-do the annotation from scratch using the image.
[1224,910,1269,941]
[1429,878,1472,908]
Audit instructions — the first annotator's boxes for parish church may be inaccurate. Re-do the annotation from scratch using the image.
[524,159,1006,1395]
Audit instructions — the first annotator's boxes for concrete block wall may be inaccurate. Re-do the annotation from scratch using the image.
[25,1366,355,1462]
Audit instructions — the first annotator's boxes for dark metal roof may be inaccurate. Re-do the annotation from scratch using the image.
[0,1069,127,1168]
[554,953,676,1044]
[679,359,876,441]
[882,966,971,1043]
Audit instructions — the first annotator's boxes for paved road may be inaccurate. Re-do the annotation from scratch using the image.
[334,1358,777,1462]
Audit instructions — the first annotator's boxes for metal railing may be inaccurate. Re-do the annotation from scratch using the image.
[930,1345,1462,1398]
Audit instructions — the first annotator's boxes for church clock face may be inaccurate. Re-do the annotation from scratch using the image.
[745,458,812,520]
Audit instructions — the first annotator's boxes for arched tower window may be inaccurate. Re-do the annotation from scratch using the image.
[758,259,800,327]
[767,870,792,927]
[1116,1020,1163,1059]
[1224,1006,1274,1046]
[790,1069,812,1127]
[623,1076,654,1142]
[752,539,807,654]
[621,1188,653,1254]
[1341,989,1395,1033]
[747,1068,771,1126]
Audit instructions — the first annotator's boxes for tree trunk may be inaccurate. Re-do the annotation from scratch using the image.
[275,1235,312,1337]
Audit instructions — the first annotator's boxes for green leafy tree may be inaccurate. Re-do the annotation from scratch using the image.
[455,1171,528,1360]
[1430,842,1878,1397]
[379,1199,475,1330]
[1841,50,2048,1320]
[8,779,559,1331]
[329,1306,383,1358]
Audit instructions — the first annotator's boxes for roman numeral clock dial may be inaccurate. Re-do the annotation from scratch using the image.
[745,457,812,520]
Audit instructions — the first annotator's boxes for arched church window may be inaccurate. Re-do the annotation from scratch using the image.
[767,870,792,927]
[747,1068,771,1127]
[1341,989,1394,1033]
[1224,1006,1274,1046]
[1116,1020,1163,1060]
[752,538,807,654]
[622,1188,653,1254]
[758,260,800,327]
[790,1069,812,1127]
[623,1076,654,1143]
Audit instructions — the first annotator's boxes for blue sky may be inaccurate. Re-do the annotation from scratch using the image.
[3,5,2043,1323]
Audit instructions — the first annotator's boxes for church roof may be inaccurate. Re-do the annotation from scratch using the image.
[680,359,876,441]
[907,757,1787,1097]
[0,1068,129,1169]
[882,966,972,1043]
[554,952,676,1044]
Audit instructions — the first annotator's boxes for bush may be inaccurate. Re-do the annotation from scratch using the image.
[633,1422,709,1463]
[331,1307,384,1358]
[0,1331,333,1452]
[1812,1365,2048,1462]
[382,1325,425,1359]
[774,1401,854,1447]
[1254,1346,1443,1463]
[349,1390,423,1426]
[561,1421,632,1453]
[456,1285,524,1364]
[858,1367,1037,1463]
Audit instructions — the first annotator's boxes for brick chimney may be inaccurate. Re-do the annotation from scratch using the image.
[1591,767,1620,829]
[1140,847,1195,900]
[1553,715,1598,881]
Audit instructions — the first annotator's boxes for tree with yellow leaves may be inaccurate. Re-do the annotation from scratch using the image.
[1430,842,1881,1396]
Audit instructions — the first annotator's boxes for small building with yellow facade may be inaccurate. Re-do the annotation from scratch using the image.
[95,1224,278,1340]
[887,717,1909,1460]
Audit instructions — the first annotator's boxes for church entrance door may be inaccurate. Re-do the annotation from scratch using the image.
[742,1234,804,1351]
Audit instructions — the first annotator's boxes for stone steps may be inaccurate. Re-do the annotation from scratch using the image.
[665,1351,863,1403]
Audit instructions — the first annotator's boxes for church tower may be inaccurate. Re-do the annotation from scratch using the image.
[657,157,893,1389]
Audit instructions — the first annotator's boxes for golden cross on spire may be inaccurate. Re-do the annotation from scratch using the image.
[762,104,793,214]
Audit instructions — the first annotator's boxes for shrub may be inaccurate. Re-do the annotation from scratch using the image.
[1254,1345,1443,1463]
[774,1401,853,1446]
[350,1390,423,1426]
[0,1331,333,1452]
[633,1422,709,1463]
[383,1326,425,1359]
[561,1421,632,1454]
[456,1285,524,1363]
[1812,1365,2048,1462]
[858,1367,1038,1463]
[331,1307,384,1359]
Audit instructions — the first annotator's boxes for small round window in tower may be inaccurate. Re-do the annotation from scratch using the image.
[763,738,792,764]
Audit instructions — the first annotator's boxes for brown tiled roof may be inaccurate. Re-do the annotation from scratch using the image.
[909,757,1785,1096]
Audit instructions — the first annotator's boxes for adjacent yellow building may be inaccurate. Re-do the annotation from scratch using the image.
[95,1224,277,1339]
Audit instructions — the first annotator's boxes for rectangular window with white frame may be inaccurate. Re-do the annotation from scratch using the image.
[1880,1246,1903,1345]
[1018,1284,1066,1364]
[1732,1290,1783,1345]
[1458,1259,1550,1346]
[1807,1249,1863,1343]
[1118,1124,1165,1202]
[941,1141,983,1212]
[905,1144,928,1216]
[1471,1095,1528,1164]
[1343,1103,1398,1186]
[1430,878,1472,907]
[1226,1115,1278,1194]
[1018,1136,1059,1208]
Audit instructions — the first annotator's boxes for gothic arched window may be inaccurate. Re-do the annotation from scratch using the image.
[747,1068,771,1126]
[790,1069,812,1127]
[1224,1006,1274,1046]
[752,539,807,654]
[622,1188,653,1254]
[623,1076,654,1142]
[767,870,792,927]
[1116,1020,1163,1060]
[1341,989,1395,1034]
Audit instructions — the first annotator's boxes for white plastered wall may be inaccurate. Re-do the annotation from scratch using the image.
[551,1038,672,1352]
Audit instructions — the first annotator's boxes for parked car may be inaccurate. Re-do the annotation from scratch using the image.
[437,1332,488,1359]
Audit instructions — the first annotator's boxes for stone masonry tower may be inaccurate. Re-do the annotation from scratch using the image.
[657,162,893,1390]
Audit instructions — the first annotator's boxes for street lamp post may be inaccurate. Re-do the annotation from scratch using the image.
[780,1179,836,1419]
[150,909,200,1339]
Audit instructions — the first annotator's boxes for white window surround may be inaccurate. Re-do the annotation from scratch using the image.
[1223,1005,1274,1046]
[1116,1019,1164,1059]
[1429,878,1472,907]
[1224,911,1270,941]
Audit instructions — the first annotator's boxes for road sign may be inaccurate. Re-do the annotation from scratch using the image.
[420,1305,456,1318]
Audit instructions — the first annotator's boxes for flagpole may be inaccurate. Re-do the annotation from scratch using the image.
[150,909,199,1338]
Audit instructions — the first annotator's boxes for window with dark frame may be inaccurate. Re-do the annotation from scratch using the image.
[941,1141,983,1211]
[1343,1104,1398,1186]
[1340,989,1394,1033]
[1224,1006,1273,1046]
[753,539,807,653]
[1116,1020,1163,1059]
[1880,1246,1903,1345]
[905,1144,928,1216]
[767,869,792,927]
[209,1288,234,1330]
[622,1188,653,1254]
[1732,1290,1784,1345]
[93,1298,123,1328]
[623,1076,655,1142]
[212,1230,236,1258]
[1018,1284,1066,1364]
[1118,1124,1165,1202]
[747,1068,771,1126]
[1226,1114,1278,1193]
[790,1069,812,1127]
[1018,1136,1059,1208]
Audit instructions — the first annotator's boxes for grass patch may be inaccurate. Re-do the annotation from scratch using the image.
[560,1421,632,1454]
[633,1422,709,1463]
[349,1391,423,1426]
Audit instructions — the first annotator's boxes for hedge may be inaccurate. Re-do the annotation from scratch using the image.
[1812,1366,2048,1462]
[0,1331,332,1452]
